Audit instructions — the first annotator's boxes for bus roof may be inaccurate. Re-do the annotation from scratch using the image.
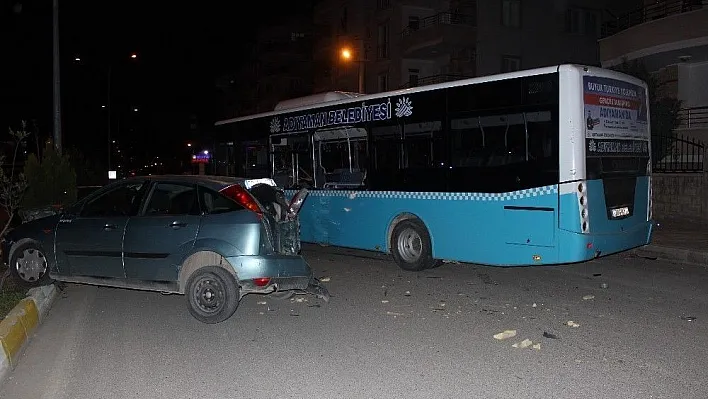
[213,64,622,126]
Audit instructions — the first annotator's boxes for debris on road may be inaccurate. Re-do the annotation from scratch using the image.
[319,276,331,282]
[582,295,595,300]
[381,300,389,304]
[532,303,537,308]
[566,320,580,328]
[680,316,697,322]
[512,339,533,349]
[600,283,609,289]
[386,311,404,317]
[532,343,541,350]
[404,291,411,296]
[543,332,559,339]
[257,301,267,305]
[493,330,517,340]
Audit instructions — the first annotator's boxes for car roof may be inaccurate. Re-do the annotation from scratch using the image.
[123,174,247,191]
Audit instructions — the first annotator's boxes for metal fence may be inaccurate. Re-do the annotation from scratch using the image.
[601,0,705,38]
[653,134,705,172]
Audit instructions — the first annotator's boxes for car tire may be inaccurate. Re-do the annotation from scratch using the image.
[9,242,53,287]
[390,219,438,272]
[186,266,240,324]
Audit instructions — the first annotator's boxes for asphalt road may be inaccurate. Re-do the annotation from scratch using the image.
[1,246,707,399]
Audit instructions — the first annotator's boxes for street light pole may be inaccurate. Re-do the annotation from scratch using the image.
[52,0,62,155]
[358,61,365,94]
[107,65,112,172]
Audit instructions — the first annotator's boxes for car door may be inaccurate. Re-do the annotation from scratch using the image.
[55,180,149,278]
[122,182,201,282]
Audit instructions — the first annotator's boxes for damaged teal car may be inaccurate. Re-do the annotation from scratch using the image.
[2,175,328,324]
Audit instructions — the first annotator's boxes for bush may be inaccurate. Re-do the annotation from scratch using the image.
[22,142,77,208]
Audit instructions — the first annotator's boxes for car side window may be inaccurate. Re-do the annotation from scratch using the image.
[80,181,147,218]
[145,183,199,216]
[199,186,244,215]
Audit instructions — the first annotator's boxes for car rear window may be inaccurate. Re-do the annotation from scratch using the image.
[199,186,245,214]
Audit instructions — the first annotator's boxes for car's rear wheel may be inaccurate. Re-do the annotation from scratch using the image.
[10,242,53,287]
[186,266,240,324]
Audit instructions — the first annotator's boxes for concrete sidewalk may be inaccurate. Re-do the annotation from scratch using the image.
[633,219,708,267]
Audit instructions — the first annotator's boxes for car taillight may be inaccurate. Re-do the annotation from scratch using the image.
[253,278,271,287]
[220,184,262,215]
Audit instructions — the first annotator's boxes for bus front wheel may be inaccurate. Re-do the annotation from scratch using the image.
[390,219,437,271]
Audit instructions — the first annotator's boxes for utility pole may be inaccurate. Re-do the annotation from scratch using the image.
[52,0,62,154]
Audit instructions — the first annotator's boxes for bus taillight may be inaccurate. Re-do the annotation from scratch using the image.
[577,181,590,233]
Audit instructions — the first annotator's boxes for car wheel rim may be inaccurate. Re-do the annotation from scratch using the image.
[397,227,422,263]
[15,248,47,283]
[192,275,225,314]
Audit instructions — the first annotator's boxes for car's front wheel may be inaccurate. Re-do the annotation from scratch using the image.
[186,266,240,324]
[10,242,53,287]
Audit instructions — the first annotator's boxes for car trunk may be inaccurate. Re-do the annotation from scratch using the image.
[247,183,308,256]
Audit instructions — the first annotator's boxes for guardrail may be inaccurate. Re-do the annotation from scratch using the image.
[399,74,471,89]
[678,106,708,129]
[601,0,705,38]
[400,12,476,37]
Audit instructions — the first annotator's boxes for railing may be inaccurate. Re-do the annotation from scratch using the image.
[653,134,704,172]
[400,12,476,37]
[678,106,708,129]
[399,74,471,89]
[601,0,705,38]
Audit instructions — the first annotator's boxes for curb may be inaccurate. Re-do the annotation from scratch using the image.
[0,284,58,386]
[633,245,708,268]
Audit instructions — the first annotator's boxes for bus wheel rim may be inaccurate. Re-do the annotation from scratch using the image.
[397,227,423,263]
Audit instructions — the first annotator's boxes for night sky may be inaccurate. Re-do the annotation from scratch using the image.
[5,1,290,162]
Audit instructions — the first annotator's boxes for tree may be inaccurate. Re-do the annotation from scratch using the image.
[0,122,30,291]
[610,59,683,161]
[22,141,77,209]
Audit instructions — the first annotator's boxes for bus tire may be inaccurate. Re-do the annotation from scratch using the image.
[390,219,436,271]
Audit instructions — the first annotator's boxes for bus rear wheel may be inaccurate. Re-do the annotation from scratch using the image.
[390,219,437,271]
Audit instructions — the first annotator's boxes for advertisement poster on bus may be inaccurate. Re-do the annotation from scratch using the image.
[583,75,649,157]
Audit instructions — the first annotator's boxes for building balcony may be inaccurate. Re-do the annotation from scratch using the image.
[678,106,708,129]
[599,0,708,69]
[399,74,472,89]
[400,13,476,59]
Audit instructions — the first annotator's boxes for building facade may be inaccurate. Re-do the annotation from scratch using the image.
[313,0,639,94]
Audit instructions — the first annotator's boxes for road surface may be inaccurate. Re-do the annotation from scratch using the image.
[1,245,707,399]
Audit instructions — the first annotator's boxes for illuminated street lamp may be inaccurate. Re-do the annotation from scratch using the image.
[340,48,352,60]
[130,53,137,59]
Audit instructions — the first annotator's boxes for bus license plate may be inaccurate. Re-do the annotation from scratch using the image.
[611,206,629,218]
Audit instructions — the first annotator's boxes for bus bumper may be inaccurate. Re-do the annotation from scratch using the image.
[560,220,654,262]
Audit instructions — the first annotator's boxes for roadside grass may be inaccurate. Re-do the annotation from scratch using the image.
[0,264,26,319]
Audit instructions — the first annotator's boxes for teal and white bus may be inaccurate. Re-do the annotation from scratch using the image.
[214,64,653,271]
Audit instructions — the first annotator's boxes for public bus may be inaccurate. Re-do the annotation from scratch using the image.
[213,64,653,271]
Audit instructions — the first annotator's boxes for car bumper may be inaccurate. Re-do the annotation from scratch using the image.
[228,254,313,280]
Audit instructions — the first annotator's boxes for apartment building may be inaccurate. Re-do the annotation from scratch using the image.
[215,12,316,119]
[313,0,639,94]
[599,0,708,140]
